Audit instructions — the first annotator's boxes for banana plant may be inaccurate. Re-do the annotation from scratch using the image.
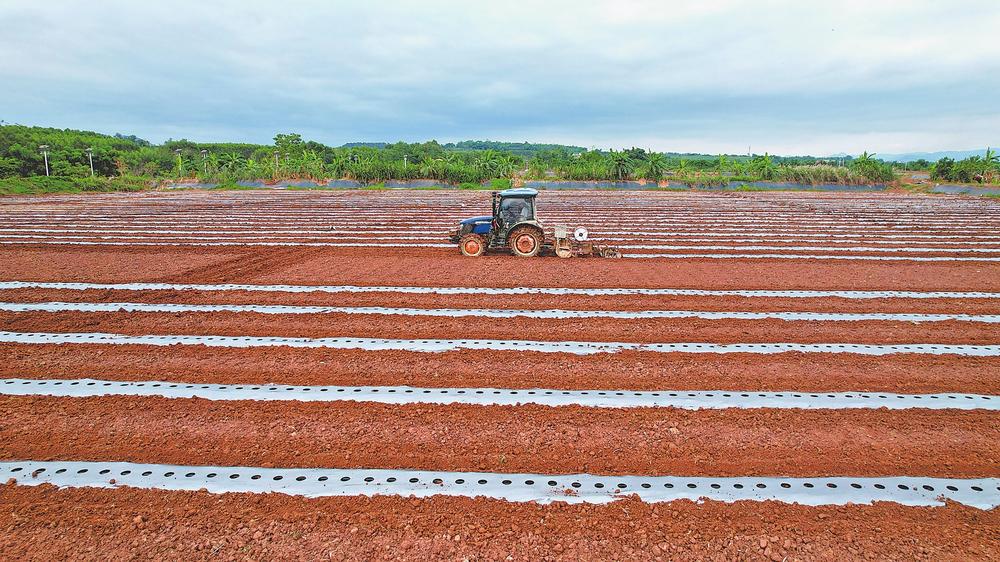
[242,157,260,180]
[642,153,667,180]
[300,150,324,179]
[219,153,244,175]
[750,153,778,180]
[984,148,997,182]
[717,154,729,174]
[607,150,635,180]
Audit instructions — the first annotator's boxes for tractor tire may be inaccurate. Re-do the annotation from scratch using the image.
[459,233,487,257]
[509,226,542,258]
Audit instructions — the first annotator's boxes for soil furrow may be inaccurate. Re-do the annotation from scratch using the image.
[1,397,998,477]
[2,311,999,345]
[1,486,996,560]
[3,344,996,393]
[2,288,999,315]
[3,247,1000,291]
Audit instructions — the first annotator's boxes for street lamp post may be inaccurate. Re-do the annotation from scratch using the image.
[39,145,50,176]
[85,148,95,176]
[403,154,408,168]
[174,149,183,177]
[200,149,209,174]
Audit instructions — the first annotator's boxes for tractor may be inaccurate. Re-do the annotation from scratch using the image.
[448,188,621,258]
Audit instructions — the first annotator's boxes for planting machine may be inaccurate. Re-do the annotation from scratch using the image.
[448,188,621,258]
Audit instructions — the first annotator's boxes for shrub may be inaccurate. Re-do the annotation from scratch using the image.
[488,178,512,190]
[210,180,254,190]
[0,175,149,195]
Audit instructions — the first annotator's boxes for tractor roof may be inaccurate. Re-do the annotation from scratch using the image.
[498,188,538,198]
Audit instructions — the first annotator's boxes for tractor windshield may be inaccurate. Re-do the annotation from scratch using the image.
[499,197,534,223]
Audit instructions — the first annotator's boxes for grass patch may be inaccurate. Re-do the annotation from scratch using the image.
[720,184,771,192]
[209,180,257,191]
[458,182,486,190]
[679,176,730,188]
[895,183,932,194]
[0,176,149,195]
[361,182,386,190]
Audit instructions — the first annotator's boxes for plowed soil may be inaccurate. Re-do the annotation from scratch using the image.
[3,343,997,393]
[3,246,1000,290]
[3,485,997,561]
[1,190,998,560]
[4,287,1000,315]
[3,310,998,345]
[2,397,998,477]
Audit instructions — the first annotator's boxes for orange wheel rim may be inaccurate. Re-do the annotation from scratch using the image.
[464,240,481,254]
[515,235,535,253]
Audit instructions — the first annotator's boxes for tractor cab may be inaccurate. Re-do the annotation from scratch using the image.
[491,188,541,244]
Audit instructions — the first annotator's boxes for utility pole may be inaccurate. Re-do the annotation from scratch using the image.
[273,151,279,169]
[85,148,95,176]
[39,145,50,176]
[174,149,183,177]
[403,154,408,168]
[200,149,208,174]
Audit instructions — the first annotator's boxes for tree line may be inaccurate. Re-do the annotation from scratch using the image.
[930,149,998,184]
[5,124,995,186]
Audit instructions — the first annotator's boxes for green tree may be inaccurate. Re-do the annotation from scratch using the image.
[984,147,998,182]
[749,153,778,180]
[607,150,635,180]
[849,151,895,183]
[0,157,20,178]
[717,154,729,173]
[273,133,304,157]
[983,147,997,166]
[640,153,667,180]
[219,153,245,175]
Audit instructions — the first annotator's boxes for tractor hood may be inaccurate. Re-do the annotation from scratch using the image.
[451,215,493,240]
[459,215,492,226]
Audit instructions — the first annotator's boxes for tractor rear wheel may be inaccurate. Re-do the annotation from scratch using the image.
[459,233,486,257]
[509,227,542,258]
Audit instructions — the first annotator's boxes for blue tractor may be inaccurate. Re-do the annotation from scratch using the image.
[448,188,620,258]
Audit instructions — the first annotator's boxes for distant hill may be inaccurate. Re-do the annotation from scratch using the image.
[873,148,995,163]
[445,141,587,159]
[340,140,589,159]
[340,142,388,149]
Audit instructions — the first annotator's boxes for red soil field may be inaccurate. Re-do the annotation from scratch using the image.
[1,190,998,560]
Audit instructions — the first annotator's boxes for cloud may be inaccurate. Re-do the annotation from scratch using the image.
[1,0,998,155]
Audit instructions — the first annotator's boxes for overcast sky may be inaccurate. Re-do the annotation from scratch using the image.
[2,0,998,155]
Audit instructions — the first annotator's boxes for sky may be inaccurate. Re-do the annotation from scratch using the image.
[1,0,999,156]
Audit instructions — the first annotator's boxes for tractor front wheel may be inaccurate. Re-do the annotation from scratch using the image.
[459,233,486,257]
[509,227,542,258]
